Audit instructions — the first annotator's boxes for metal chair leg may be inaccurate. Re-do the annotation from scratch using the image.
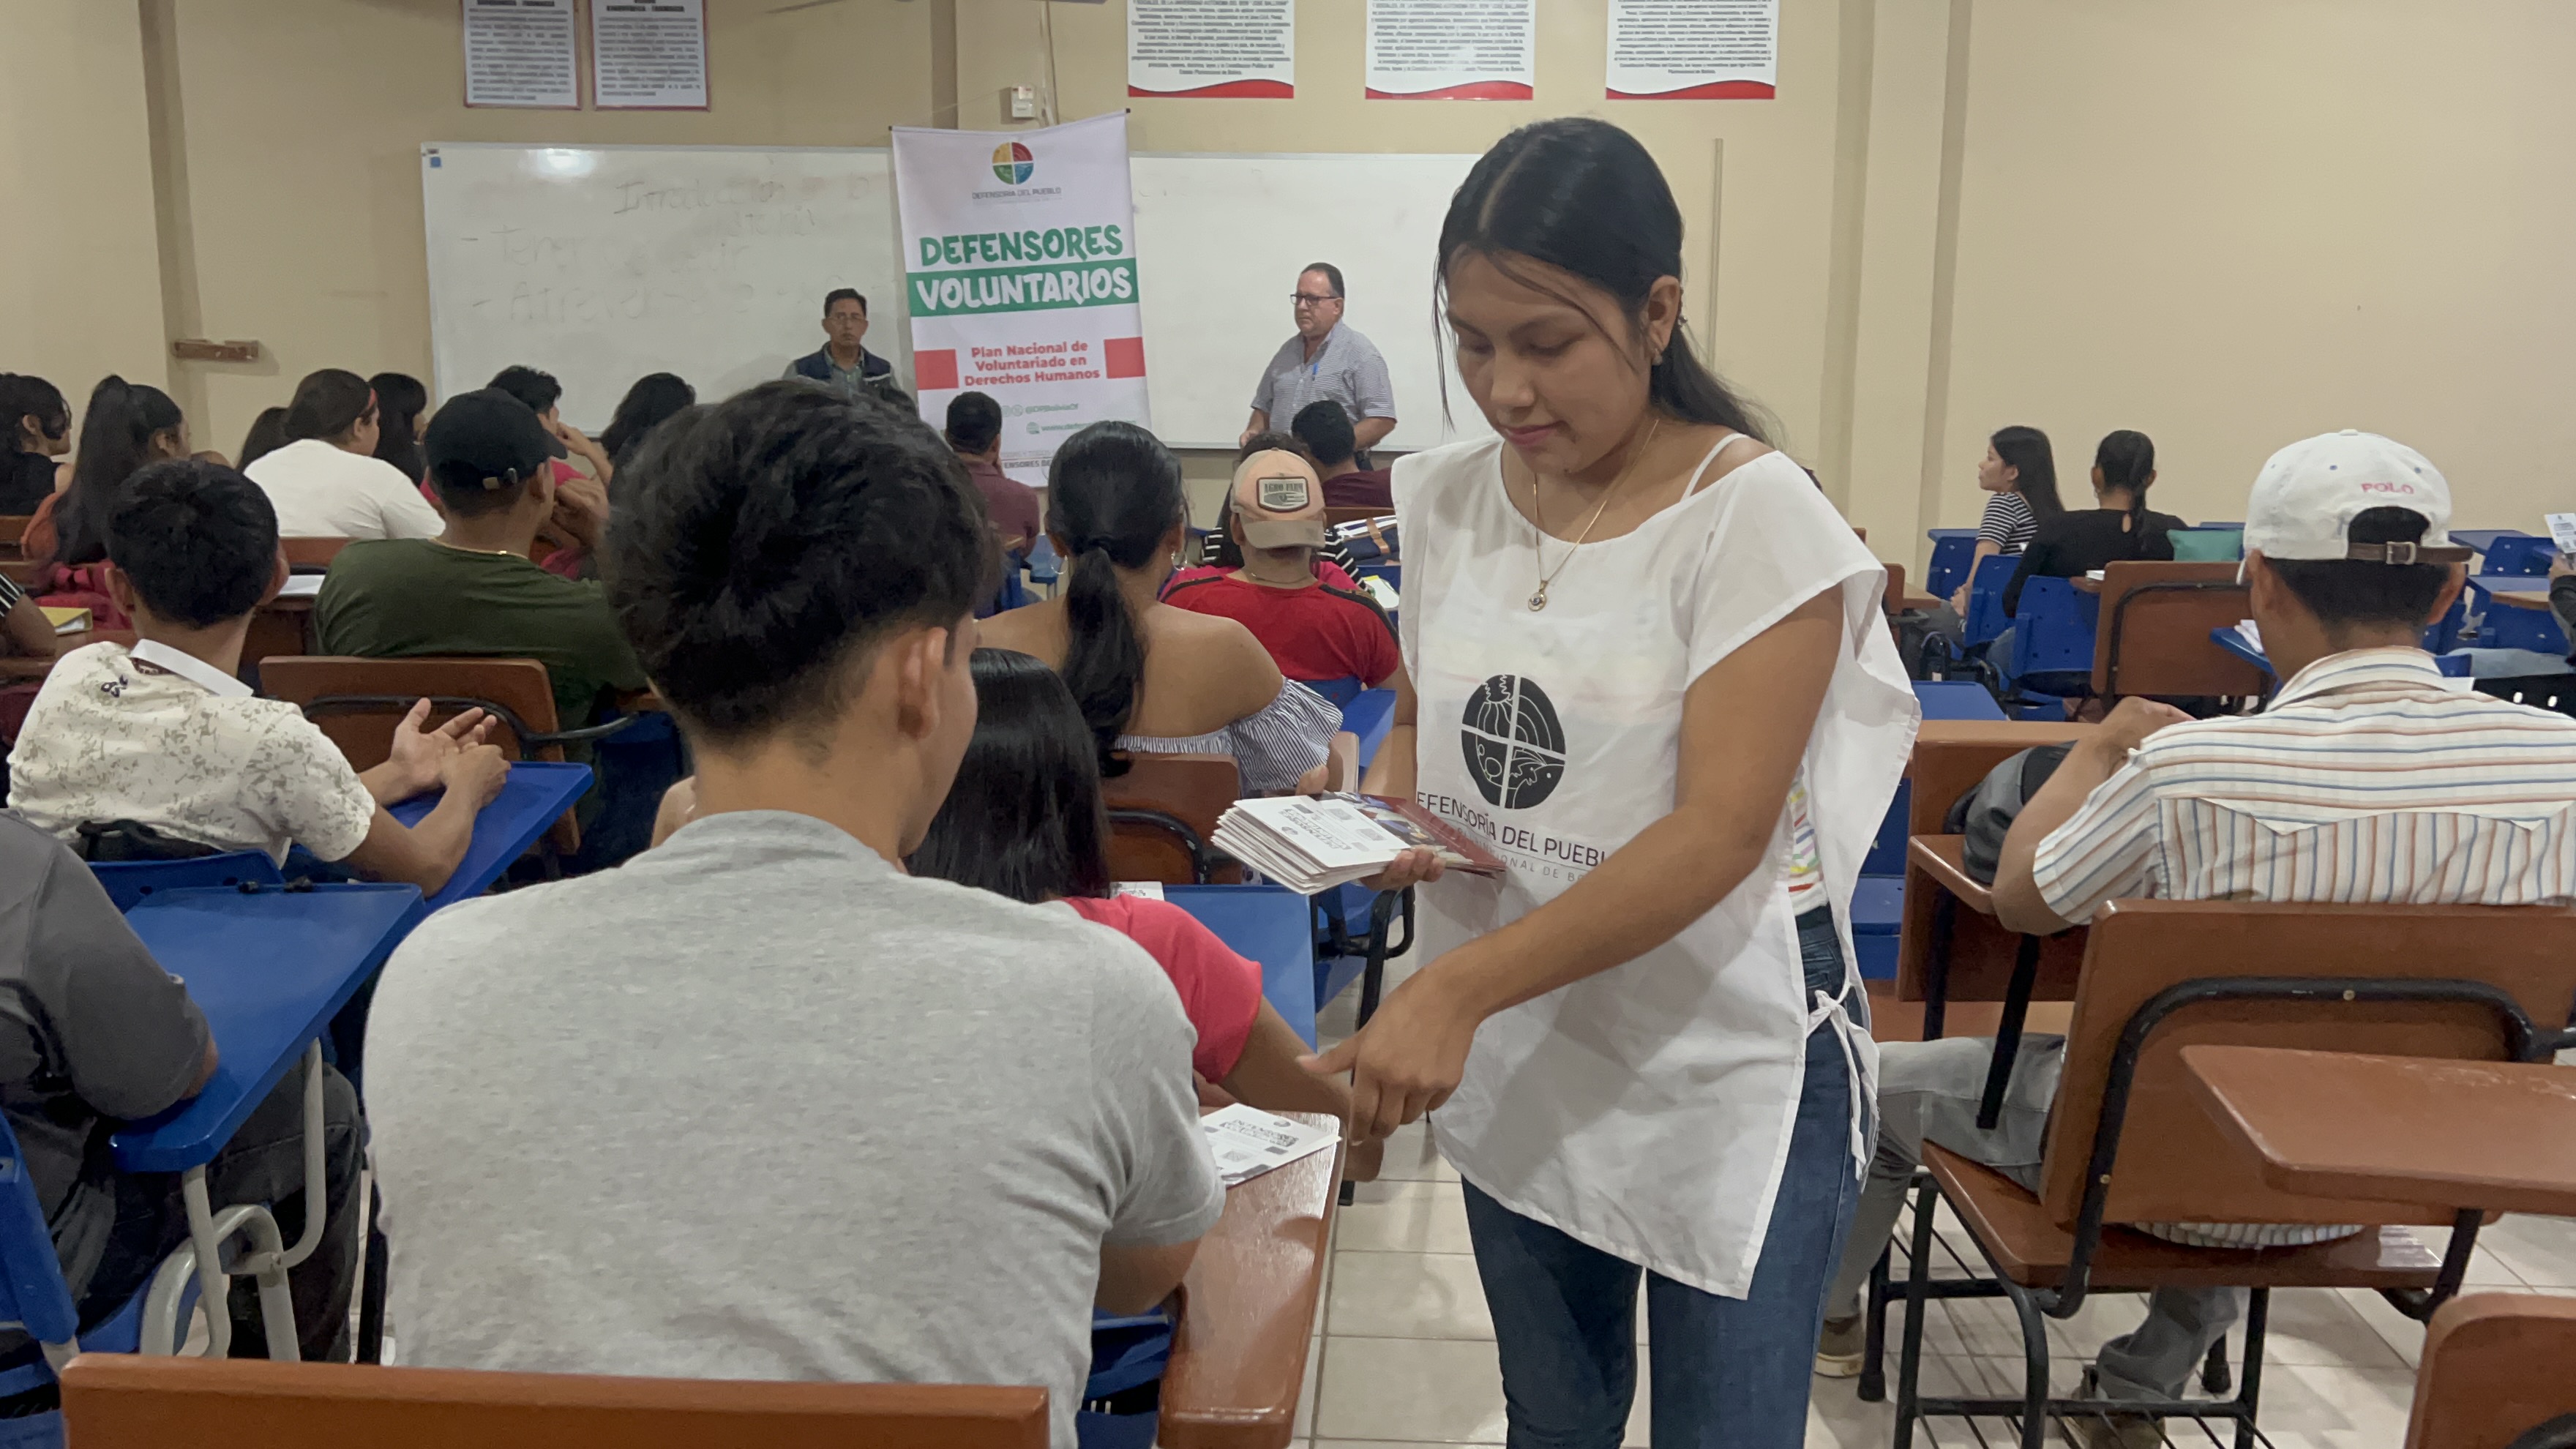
[2232,1290,2269,1449]
[1892,1177,1941,1449]
[1999,1277,2051,1449]
[1860,1242,1892,1401]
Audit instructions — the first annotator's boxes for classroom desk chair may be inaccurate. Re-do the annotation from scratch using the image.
[2476,674,2576,720]
[2403,1293,2576,1449]
[1161,1117,1344,1449]
[2090,561,2267,703]
[2466,578,2569,655]
[2471,532,2554,578]
[1104,753,1241,885]
[88,849,285,910]
[2000,577,2097,710]
[1925,528,1980,601]
[1882,898,2576,1449]
[1961,554,2020,648]
[59,1358,1050,1449]
[259,656,631,863]
[281,536,351,574]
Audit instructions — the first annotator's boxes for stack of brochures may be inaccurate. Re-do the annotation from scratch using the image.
[1212,793,1505,894]
[1200,1104,1340,1187]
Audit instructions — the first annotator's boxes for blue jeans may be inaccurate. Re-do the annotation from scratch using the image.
[1460,908,1865,1448]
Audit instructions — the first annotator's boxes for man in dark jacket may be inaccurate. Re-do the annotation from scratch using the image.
[785,288,897,400]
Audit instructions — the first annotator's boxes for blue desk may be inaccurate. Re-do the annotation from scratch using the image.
[2208,626,2273,678]
[113,885,423,1175]
[389,761,592,911]
[2468,579,2567,654]
[1166,884,1319,1049]
[2452,528,2520,556]
[1912,681,2006,722]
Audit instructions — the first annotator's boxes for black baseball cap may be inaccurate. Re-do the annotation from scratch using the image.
[424,388,557,491]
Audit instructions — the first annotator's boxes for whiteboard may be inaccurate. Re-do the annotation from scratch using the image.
[420,144,1490,450]
[1128,152,1492,452]
[420,143,910,429]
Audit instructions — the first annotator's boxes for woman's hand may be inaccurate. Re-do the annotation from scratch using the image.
[1358,847,1445,894]
[1300,958,1486,1142]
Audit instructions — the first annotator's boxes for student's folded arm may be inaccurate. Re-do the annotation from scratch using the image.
[0,593,52,656]
[342,806,469,897]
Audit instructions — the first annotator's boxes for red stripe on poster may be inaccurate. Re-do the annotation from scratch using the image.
[1606,80,1776,100]
[914,350,960,392]
[1104,337,1147,379]
[1364,80,1534,100]
[1128,79,1295,99]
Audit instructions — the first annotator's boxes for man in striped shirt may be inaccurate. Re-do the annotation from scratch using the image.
[1816,432,2576,1444]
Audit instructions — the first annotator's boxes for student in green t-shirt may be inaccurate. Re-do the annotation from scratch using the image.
[315,389,653,849]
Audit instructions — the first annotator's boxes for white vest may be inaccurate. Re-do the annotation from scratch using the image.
[1394,438,1919,1297]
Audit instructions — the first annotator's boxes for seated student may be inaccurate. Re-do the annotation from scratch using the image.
[1947,425,2061,612]
[486,364,614,580]
[23,377,195,630]
[1815,431,2576,1445]
[946,390,1039,557]
[1163,437,1406,694]
[235,405,291,471]
[242,370,444,541]
[7,460,507,892]
[1,372,72,515]
[314,388,648,774]
[0,811,364,1368]
[911,646,1375,1172]
[2001,428,2186,616]
[368,371,431,484]
[598,372,696,475]
[1291,400,1393,511]
[362,383,1221,1449]
[981,420,1340,794]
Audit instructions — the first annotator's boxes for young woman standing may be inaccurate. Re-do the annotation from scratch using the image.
[1306,118,1918,1444]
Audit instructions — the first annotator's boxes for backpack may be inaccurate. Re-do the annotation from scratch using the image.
[1942,743,2075,885]
[1889,602,1966,681]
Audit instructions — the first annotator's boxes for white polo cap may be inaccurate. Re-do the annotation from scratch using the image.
[2242,430,2472,565]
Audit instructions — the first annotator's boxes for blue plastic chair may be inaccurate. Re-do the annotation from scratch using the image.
[1026,536,1062,589]
[2424,594,2468,654]
[2003,577,2098,707]
[2474,591,2569,655]
[1925,529,1980,601]
[1078,1305,1176,1449]
[2476,533,2553,577]
[1306,676,1368,708]
[1961,554,2021,647]
[87,852,285,913]
[0,1114,206,1445]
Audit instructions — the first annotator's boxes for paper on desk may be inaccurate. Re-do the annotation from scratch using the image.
[2546,513,2576,558]
[2084,569,2105,582]
[1110,881,1164,900]
[2234,619,2262,653]
[274,574,325,598]
[1201,1104,1338,1186]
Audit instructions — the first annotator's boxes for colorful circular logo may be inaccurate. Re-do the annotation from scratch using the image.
[990,142,1036,184]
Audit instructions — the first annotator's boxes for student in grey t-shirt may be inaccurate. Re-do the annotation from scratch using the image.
[363,382,1222,1449]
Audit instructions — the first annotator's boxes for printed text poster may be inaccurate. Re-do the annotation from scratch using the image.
[1131,0,1295,98]
[591,0,710,110]
[1366,0,1533,100]
[893,115,1152,487]
[462,0,578,108]
[1607,0,1778,100]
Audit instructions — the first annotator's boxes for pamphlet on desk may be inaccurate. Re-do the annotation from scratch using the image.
[1201,1104,1338,1187]
[2545,513,2576,560]
[1213,793,1505,894]
[39,606,89,635]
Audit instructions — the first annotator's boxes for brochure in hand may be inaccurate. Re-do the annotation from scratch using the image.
[1212,793,1505,894]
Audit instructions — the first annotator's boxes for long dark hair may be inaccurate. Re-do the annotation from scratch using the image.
[369,372,429,481]
[1991,425,2062,520]
[238,407,291,470]
[282,369,374,443]
[1046,420,1186,776]
[54,376,183,567]
[907,648,1113,904]
[0,374,70,456]
[600,372,697,468]
[1436,117,1772,441]
[2094,429,2158,555]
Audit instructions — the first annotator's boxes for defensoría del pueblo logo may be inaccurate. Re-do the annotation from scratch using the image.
[1461,675,1565,810]
[990,142,1036,185]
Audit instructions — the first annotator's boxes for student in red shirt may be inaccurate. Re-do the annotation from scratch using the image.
[1163,437,1404,691]
[908,648,1374,1175]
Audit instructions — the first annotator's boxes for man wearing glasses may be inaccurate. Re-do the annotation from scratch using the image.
[1243,263,1398,456]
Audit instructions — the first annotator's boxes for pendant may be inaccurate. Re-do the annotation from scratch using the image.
[1527,583,1549,612]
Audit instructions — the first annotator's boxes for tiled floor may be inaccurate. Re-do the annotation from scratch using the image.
[1295,978,2576,1448]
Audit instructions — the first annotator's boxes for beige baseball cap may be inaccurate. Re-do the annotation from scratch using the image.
[1231,449,1328,549]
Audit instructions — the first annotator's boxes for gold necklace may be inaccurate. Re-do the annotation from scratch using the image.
[1526,419,1659,613]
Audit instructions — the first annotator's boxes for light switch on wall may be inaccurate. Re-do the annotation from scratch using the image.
[1007,84,1038,119]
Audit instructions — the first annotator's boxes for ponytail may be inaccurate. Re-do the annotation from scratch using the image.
[56,375,183,568]
[1045,420,1187,777]
[2094,430,2157,558]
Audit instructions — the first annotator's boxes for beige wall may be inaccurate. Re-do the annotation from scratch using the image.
[1,1,169,413]
[18,0,2576,563]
